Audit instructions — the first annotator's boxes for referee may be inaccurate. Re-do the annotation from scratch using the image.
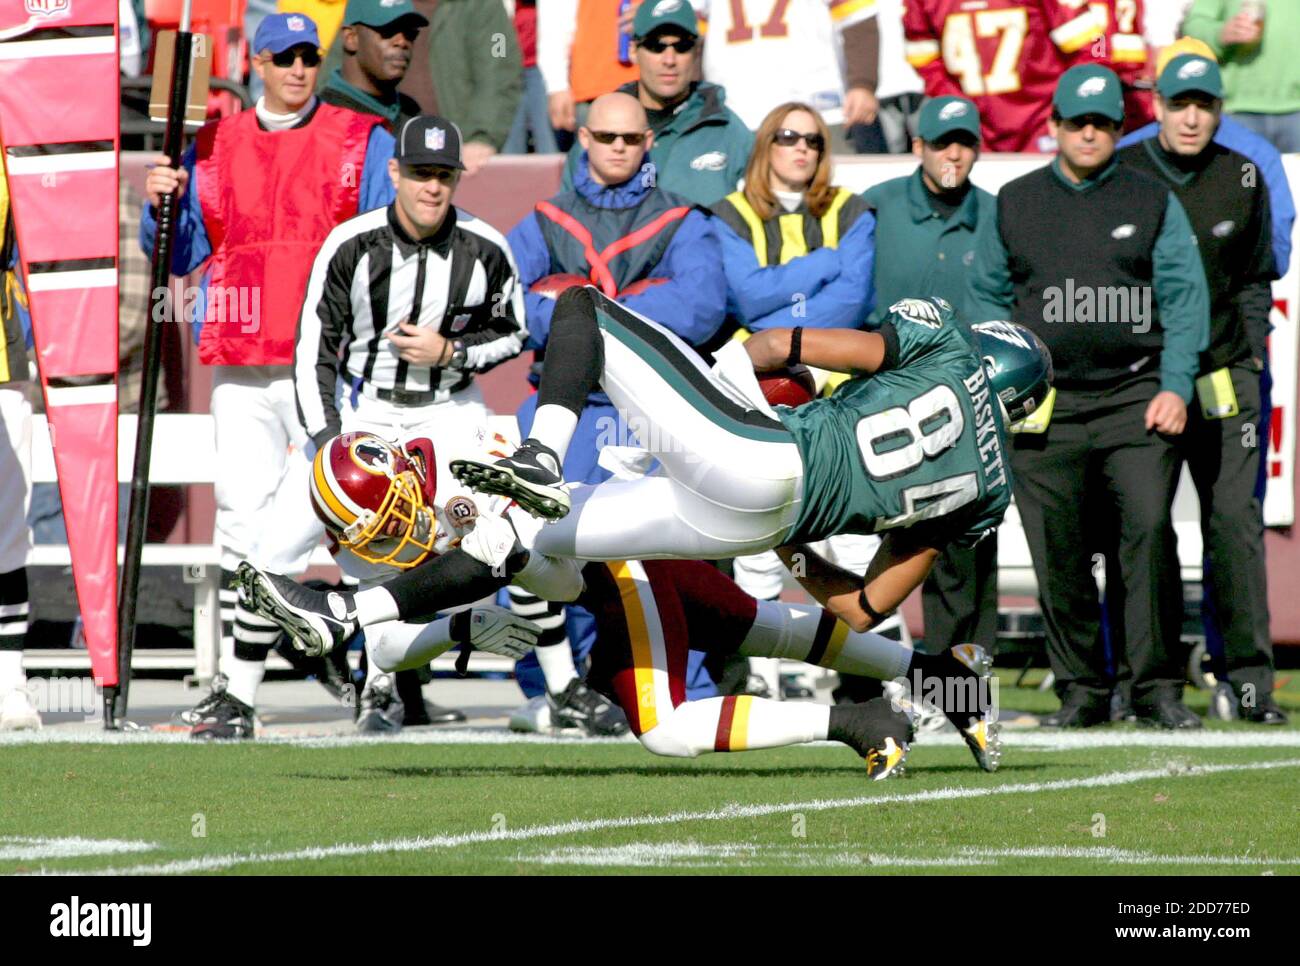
[294,113,526,498]
[1119,55,1286,725]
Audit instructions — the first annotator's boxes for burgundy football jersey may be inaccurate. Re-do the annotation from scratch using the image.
[904,0,1106,152]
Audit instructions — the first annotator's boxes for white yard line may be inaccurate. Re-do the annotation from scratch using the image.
[5,727,1300,750]
[32,757,1300,877]
[0,837,156,861]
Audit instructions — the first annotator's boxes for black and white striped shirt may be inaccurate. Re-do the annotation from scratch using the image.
[294,203,526,444]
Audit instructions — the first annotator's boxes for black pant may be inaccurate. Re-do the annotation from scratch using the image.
[1181,363,1274,699]
[921,533,998,654]
[1010,375,1185,706]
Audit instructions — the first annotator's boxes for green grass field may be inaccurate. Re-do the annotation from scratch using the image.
[3,675,1299,875]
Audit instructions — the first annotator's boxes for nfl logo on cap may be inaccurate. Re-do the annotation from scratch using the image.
[287,15,306,31]
[25,0,70,16]
[939,101,968,121]
[425,127,446,151]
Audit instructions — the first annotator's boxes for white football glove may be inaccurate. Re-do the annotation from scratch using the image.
[463,604,540,660]
[459,510,520,573]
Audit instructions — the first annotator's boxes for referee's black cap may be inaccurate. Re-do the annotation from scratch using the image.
[394,115,465,170]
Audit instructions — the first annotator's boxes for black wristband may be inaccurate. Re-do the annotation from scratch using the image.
[786,327,804,367]
[858,589,891,628]
[449,609,472,646]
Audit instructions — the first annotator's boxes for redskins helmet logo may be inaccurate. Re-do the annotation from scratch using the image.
[350,438,398,477]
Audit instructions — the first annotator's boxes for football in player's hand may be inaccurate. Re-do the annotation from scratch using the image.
[758,365,817,408]
[530,273,591,298]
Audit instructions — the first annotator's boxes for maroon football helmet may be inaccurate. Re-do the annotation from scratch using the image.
[309,432,438,570]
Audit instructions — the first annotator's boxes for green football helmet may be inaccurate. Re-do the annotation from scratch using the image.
[970,321,1054,425]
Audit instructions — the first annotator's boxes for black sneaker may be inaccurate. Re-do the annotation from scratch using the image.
[190,688,255,741]
[235,562,356,657]
[828,697,911,780]
[450,438,570,520]
[938,644,1001,773]
[172,672,231,727]
[549,679,629,736]
[356,675,405,734]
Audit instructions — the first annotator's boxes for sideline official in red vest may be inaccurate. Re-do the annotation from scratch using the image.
[138,13,398,739]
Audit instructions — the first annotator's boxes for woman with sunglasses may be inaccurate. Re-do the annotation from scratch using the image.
[712,102,876,338]
[710,102,883,630]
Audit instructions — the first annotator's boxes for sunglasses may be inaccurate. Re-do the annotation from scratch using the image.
[269,46,322,68]
[773,128,824,151]
[639,36,697,54]
[586,129,648,146]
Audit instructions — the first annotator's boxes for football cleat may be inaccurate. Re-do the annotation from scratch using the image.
[190,689,255,741]
[940,644,1002,773]
[356,675,405,734]
[235,562,356,657]
[172,673,232,727]
[450,438,570,520]
[549,678,630,736]
[0,687,42,731]
[830,697,911,781]
[509,694,552,733]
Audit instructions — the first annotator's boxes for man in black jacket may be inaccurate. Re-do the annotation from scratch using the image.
[1119,54,1286,725]
[968,65,1211,730]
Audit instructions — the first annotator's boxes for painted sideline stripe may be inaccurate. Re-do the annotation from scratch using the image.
[37,757,1300,877]
[0,837,156,861]
[5,727,1300,750]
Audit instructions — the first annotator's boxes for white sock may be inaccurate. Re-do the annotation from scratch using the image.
[741,600,912,681]
[221,655,265,708]
[639,696,830,757]
[363,633,389,688]
[0,650,24,695]
[354,586,399,626]
[529,404,579,466]
[536,642,579,695]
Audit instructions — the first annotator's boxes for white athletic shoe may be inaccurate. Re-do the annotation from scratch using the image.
[0,687,42,731]
[508,694,552,733]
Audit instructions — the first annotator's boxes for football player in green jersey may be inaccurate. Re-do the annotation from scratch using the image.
[452,287,1051,637]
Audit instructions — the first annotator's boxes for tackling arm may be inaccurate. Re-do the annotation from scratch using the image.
[744,325,888,375]
[777,535,940,633]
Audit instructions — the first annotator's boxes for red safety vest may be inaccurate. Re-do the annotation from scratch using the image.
[194,103,380,366]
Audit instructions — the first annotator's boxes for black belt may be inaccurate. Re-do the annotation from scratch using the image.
[359,372,472,407]
[371,385,440,405]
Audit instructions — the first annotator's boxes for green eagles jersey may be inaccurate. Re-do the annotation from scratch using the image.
[778,302,1012,548]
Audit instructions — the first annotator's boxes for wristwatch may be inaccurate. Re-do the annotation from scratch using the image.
[448,340,467,369]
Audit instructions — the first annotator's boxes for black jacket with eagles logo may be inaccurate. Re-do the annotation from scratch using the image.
[1119,138,1278,371]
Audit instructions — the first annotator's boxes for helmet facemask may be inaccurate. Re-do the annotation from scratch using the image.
[341,466,436,570]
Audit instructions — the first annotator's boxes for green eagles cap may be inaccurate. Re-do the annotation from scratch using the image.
[1158,54,1224,100]
[1052,64,1124,123]
[917,96,981,142]
[633,0,699,39]
[344,0,429,29]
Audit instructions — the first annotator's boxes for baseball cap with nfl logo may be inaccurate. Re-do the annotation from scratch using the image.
[252,12,322,55]
[395,115,465,170]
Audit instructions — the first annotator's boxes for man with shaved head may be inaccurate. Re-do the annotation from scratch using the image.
[503,88,726,733]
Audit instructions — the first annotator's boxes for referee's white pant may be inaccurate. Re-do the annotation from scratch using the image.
[211,365,322,575]
[340,381,491,500]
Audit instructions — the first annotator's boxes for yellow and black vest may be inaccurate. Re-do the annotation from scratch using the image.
[0,168,31,386]
[711,186,871,266]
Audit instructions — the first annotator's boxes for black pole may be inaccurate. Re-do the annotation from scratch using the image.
[106,29,194,729]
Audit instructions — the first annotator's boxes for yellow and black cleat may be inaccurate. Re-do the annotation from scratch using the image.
[864,736,909,781]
